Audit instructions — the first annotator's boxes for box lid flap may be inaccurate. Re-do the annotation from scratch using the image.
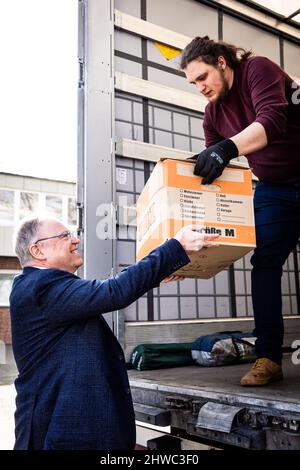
[160,156,250,170]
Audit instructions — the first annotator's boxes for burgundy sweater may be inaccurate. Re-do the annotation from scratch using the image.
[203,56,300,183]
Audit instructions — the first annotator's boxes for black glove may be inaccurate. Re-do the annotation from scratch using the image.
[192,139,239,184]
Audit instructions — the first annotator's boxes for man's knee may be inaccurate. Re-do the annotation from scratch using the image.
[250,251,285,270]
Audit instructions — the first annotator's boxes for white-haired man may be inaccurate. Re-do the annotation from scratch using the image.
[10,216,218,450]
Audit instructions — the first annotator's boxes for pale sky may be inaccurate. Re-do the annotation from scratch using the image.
[0,0,78,182]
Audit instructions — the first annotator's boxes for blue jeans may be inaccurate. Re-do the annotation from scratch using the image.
[251,181,300,364]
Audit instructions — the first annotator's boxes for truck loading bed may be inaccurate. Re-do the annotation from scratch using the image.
[128,354,300,450]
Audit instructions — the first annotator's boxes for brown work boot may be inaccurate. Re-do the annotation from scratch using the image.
[240,358,283,386]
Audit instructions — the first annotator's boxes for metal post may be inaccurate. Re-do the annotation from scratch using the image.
[77,0,116,326]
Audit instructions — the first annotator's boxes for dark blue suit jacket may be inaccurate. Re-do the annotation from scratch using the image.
[9,239,189,450]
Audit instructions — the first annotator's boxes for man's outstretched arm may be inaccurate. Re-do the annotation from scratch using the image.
[41,225,219,325]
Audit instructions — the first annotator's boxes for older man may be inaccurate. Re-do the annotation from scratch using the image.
[10,216,218,450]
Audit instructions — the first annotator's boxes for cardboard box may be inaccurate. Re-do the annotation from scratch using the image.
[136,158,256,279]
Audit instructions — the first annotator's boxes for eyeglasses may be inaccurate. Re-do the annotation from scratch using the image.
[34,230,77,245]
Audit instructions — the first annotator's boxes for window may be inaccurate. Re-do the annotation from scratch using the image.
[0,273,17,307]
[68,197,77,226]
[0,187,75,231]
[20,191,39,219]
[45,195,63,220]
[0,189,14,225]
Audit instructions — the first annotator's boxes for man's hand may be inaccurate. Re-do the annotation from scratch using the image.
[192,139,238,184]
[174,224,220,254]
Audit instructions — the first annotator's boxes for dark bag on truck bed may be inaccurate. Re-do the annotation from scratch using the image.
[131,342,194,371]
[191,331,256,367]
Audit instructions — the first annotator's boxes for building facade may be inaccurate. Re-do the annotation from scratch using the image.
[0,172,76,382]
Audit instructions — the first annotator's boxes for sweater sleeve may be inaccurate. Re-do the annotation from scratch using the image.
[203,107,224,147]
[247,57,289,143]
[39,239,190,325]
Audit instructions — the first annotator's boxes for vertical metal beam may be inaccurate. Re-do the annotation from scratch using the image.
[228,265,237,318]
[279,35,285,68]
[77,0,85,267]
[140,0,154,322]
[218,9,223,41]
[141,0,149,144]
[81,0,115,279]
[78,0,116,324]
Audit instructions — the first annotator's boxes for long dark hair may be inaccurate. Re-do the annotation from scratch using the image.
[180,36,252,69]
